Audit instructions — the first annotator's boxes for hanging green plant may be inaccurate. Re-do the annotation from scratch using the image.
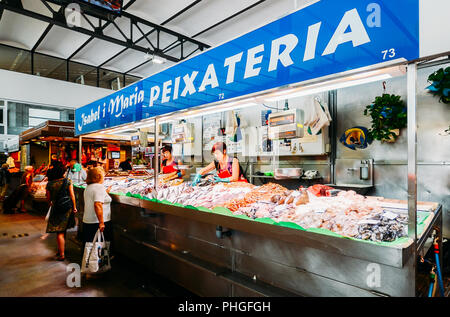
[426,67,450,104]
[363,94,407,142]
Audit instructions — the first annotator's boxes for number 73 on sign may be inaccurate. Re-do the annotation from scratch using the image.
[382,48,396,60]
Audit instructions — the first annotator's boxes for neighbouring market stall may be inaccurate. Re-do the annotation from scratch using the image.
[73,0,448,297]
[19,120,136,202]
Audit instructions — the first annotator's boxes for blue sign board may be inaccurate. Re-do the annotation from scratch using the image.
[76,0,419,135]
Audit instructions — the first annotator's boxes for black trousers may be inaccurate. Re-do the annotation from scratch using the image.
[82,221,114,255]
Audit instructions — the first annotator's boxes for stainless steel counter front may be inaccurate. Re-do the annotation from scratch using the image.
[74,187,442,297]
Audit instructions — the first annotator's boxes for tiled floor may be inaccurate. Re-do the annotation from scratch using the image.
[1,206,448,297]
[0,211,194,297]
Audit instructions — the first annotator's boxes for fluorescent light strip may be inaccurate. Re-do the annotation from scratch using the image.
[184,103,257,119]
[134,122,155,129]
[265,74,392,102]
[158,99,257,124]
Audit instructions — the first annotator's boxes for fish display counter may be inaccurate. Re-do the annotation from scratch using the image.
[70,0,450,297]
[74,182,443,297]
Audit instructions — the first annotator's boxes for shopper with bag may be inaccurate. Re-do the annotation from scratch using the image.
[45,161,77,261]
[0,163,11,201]
[82,167,113,271]
[18,166,34,213]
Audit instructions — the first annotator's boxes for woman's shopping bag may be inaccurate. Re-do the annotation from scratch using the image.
[81,229,111,274]
[45,206,51,222]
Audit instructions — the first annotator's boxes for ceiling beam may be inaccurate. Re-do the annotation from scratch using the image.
[121,1,204,75]
[161,0,203,26]
[67,0,137,61]
[98,47,127,68]
[0,1,208,65]
[163,0,267,55]
[120,11,208,50]
[31,23,53,52]
[195,0,266,38]
[132,0,203,48]
[123,0,137,11]
[67,37,94,60]
[124,59,152,75]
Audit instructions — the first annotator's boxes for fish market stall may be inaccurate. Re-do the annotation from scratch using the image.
[74,182,442,297]
[74,0,449,297]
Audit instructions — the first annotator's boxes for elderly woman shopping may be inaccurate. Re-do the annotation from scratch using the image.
[82,167,114,256]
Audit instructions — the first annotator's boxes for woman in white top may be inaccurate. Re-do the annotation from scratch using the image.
[82,167,113,254]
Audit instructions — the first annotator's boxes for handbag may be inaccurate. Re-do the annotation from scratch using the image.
[81,229,111,274]
[45,206,51,222]
[53,172,73,215]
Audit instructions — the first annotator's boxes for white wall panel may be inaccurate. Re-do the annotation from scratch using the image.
[0,69,111,108]
[420,0,450,58]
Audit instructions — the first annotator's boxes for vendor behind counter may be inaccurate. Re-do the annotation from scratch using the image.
[161,145,185,180]
[192,142,247,185]
[119,158,133,171]
[66,159,87,185]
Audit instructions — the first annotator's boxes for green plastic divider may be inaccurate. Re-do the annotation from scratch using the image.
[211,207,234,216]
[277,222,306,231]
[111,192,126,196]
[409,211,431,238]
[254,217,277,225]
[233,214,254,221]
[196,206,212,213]
[306,227,344,238]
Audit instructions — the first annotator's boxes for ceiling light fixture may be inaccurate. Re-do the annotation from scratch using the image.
[145,51,166,64]
[152,56,166,64]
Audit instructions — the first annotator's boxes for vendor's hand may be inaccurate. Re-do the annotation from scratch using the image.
[106,186,113,193]
[99,222,105,232]
[191,174,202,186]
[214,176,230,183]
[73,208,78,214]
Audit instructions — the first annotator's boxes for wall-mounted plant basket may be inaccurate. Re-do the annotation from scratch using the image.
[426,67,450,104]
[383,129,400,143]
[364,94,406,143]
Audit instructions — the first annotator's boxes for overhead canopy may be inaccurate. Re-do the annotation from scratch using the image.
[19,120,134,145]
[19,120,74,143]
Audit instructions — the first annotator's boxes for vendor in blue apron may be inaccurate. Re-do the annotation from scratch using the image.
[192,142,247,185]
[161,145,184,179]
